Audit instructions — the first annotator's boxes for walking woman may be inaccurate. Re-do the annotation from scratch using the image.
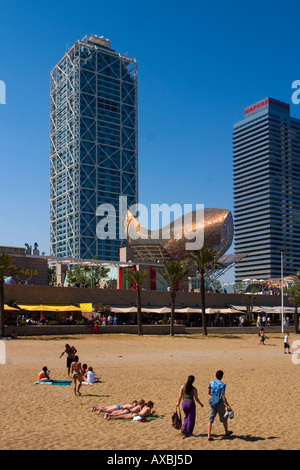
[177,375,204,437]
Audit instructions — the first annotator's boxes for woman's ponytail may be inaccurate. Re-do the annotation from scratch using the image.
[185,375,195,394]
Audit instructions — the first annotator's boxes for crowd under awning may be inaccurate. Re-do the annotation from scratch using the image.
[110,306,241,315]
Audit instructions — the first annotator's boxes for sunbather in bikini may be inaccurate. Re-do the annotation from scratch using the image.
[91,400,139,414]
[105,401,154,420]
[103,400,146,418]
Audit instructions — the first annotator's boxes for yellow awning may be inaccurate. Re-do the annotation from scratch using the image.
[4,304,19,311]
[16,304,82,312]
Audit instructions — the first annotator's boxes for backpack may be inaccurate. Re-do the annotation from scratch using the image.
[172,406,182,430]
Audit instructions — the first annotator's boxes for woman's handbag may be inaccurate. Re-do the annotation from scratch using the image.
[172,406,182,429]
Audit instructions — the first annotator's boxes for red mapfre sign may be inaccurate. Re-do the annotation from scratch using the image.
[245,99,268,114]
[245,98,289,115]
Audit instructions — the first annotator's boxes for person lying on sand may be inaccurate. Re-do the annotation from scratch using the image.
[104,401,154,420]
[92,400,139,414]
[103,400,145,418]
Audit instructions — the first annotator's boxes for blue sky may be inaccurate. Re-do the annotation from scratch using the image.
[0,0,300,283]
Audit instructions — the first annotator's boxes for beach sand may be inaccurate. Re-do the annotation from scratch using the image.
[1,332,299,450]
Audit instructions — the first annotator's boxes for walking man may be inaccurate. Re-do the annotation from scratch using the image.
[208,370,233,441]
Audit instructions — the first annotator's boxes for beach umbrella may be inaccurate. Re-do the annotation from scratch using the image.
[205,308,220,314]
[174,307,203,314]
[57,305,82,312]
[141,307,171,314]
[111,306,138,313]
[217,308,236,314]
[16,304,81,312]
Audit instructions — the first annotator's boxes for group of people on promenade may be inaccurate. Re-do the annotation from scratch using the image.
[177,371,233,441]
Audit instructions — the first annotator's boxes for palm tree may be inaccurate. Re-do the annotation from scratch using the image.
[159,261,189,336]
[0,253,19,338]
[124,269,148,336]
[287,270,300,334]
[287,285,300,334]
[242,287,259,324]
[188,246,222,336]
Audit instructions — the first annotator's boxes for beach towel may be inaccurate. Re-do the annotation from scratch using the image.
[122,415,164,422]
[34,380,72,386]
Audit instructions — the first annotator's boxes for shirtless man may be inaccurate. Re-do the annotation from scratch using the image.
[59,344,77,376]
[71,356,83,395]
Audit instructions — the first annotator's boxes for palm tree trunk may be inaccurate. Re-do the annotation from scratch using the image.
[137,287,143,336]
[0,280,5,338]
[295,307,299,334]
[200,270,207,336]
[170,291,176,336]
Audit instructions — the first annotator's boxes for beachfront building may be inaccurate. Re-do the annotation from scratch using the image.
[50,35,138,261]
[233,97,300,282]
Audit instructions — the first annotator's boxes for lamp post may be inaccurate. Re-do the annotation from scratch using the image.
[280,249,286,334]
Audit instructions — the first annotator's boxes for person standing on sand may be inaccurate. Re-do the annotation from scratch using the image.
[71,356,83,395]
[258,328,266,345]
[208,370,233,441]
[59,344,77,376]
[284,333,291,354]
[177,375,204,437]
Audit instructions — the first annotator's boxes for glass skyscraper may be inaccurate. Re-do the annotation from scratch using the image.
[50,35,138,261]
[233,97,300,281]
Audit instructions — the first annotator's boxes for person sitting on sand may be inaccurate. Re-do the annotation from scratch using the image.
[37,366,52,382]
[83,366,100,384]
[81,363,88,379]
[104,401,154,420]
[92,400,139,414]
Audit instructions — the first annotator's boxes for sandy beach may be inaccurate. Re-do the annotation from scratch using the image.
[1,332,299,451]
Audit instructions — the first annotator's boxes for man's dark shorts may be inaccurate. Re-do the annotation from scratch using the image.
[67,357,75,369]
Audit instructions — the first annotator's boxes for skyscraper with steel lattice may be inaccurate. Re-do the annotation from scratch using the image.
[50,34,138,261]
[234,97,300,282]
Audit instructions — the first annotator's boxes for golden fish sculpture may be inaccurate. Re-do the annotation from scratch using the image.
[124,207,233,262]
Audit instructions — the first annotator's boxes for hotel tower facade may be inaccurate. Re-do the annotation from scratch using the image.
[50,35,138,261]
[233,97,300,282]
